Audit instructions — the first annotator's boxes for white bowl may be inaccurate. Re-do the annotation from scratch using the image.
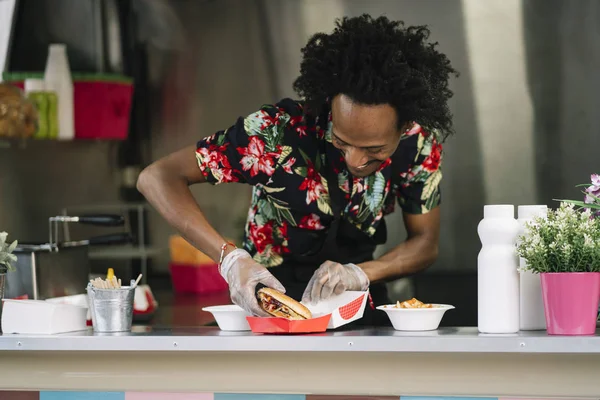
[377,304,455,331]
[202,305,251,331]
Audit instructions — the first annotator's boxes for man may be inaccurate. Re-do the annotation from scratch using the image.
[137,14,457,326]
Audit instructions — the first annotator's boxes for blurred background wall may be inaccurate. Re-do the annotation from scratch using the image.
[1,0,599,325]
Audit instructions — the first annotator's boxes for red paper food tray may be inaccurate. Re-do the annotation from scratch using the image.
[169,262,228,294]
[246,314,332,334]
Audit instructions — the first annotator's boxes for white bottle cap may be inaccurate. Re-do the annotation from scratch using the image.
[49,43,67,52]
[484,204,514,219]
[24,79,46,93]
[518,205,548,220]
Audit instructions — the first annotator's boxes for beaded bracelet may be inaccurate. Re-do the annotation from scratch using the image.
[218,241,237,273]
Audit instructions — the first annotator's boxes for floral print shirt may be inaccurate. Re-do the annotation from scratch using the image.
[196,98,443,267]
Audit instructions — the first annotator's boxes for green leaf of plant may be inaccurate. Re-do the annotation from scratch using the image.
[315,150,322,171]
[258,200,277,221]
[317,195,333,215]
[277,208,297,227]
[262,186,286,194]
[278,146,293,164]
[294,167,308,177]
[8,240,17,253]
[254,246,283,267]
[254,213,265,227]
[554,199,600,210]
[425,191,441,211]
[356,201,372,222]
[421,169,442,201]
[266,194,289,207]
[263,133,278,153]
[271,201,290,210]
[298,148,311,163]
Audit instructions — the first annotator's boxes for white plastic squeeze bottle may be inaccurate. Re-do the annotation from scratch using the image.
[517,205,548,331]
[44,44,74,140]
[477,205,520,333]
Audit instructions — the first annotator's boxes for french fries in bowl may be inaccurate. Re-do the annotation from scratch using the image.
[377,298,455,331]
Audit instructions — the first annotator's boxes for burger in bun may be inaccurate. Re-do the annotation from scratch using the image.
[257,288,312,320]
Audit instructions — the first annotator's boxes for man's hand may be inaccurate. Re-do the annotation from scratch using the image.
[359,208,441,282]
[220,249,286,316]
[301,261,369,305]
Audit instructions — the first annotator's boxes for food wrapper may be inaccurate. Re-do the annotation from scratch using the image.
[246,290,368,334]
[308,290,369,329]
[133,284,158,315]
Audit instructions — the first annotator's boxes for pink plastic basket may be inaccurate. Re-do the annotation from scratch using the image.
[8,76,133,140]
[169,262,229,294]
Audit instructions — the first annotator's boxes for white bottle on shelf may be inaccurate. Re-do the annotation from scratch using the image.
[477,204,520,334]
[517,205,548,331]
[44,44,74,140]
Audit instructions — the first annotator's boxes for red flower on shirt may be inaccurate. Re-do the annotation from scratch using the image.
[299,213,324,230]
[273,222,290,254]
[237,136,280,177]
[405,122,422,136]
[282,157,296,174]
[249,220,290,255]
[259,110,280,130]
[377,158,392,172]
[298,160,326,204]
[249,220,275,254]
[422,141,442,172]
[289,115,308,137]
[196,143,239,184]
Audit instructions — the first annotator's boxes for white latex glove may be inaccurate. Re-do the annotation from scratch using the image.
[219,248,286,317]
[301,261,369,305]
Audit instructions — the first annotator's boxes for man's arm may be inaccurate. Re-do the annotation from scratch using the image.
[136,144,229,262]
[358,206,440,282]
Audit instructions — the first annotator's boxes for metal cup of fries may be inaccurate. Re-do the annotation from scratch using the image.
[86,273,142,333]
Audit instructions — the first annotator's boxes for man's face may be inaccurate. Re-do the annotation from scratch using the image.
[330,94,407,178]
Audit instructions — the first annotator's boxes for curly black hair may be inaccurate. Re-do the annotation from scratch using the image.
[293,14,458,140]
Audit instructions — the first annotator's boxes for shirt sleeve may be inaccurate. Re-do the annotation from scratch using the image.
[395,126,443,214]
[195,103,294,185]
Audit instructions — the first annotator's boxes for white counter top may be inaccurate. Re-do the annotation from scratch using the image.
[1,326,599,353]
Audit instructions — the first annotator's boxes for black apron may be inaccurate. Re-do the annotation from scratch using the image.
[269,155,391,327]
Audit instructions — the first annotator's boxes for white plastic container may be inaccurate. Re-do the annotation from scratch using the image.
[46,294,90,320]
[44,43,74,140]
[477,205,520,334]
[376,304,455,331]
[24,78,46,94]
[517,205,548,331]
[1,299,87,334]
[202,305,251,331]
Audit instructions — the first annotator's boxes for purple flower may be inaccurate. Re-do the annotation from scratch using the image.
[585,186,600,203]
[585,174,600,204]
[591,174,600,187]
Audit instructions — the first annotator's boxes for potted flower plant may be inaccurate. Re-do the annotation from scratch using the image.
[0,231,17,320]
[558,173,600,217]
[517,175,600,335]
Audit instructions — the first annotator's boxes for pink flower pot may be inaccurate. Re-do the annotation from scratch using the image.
[540,272,600,335]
